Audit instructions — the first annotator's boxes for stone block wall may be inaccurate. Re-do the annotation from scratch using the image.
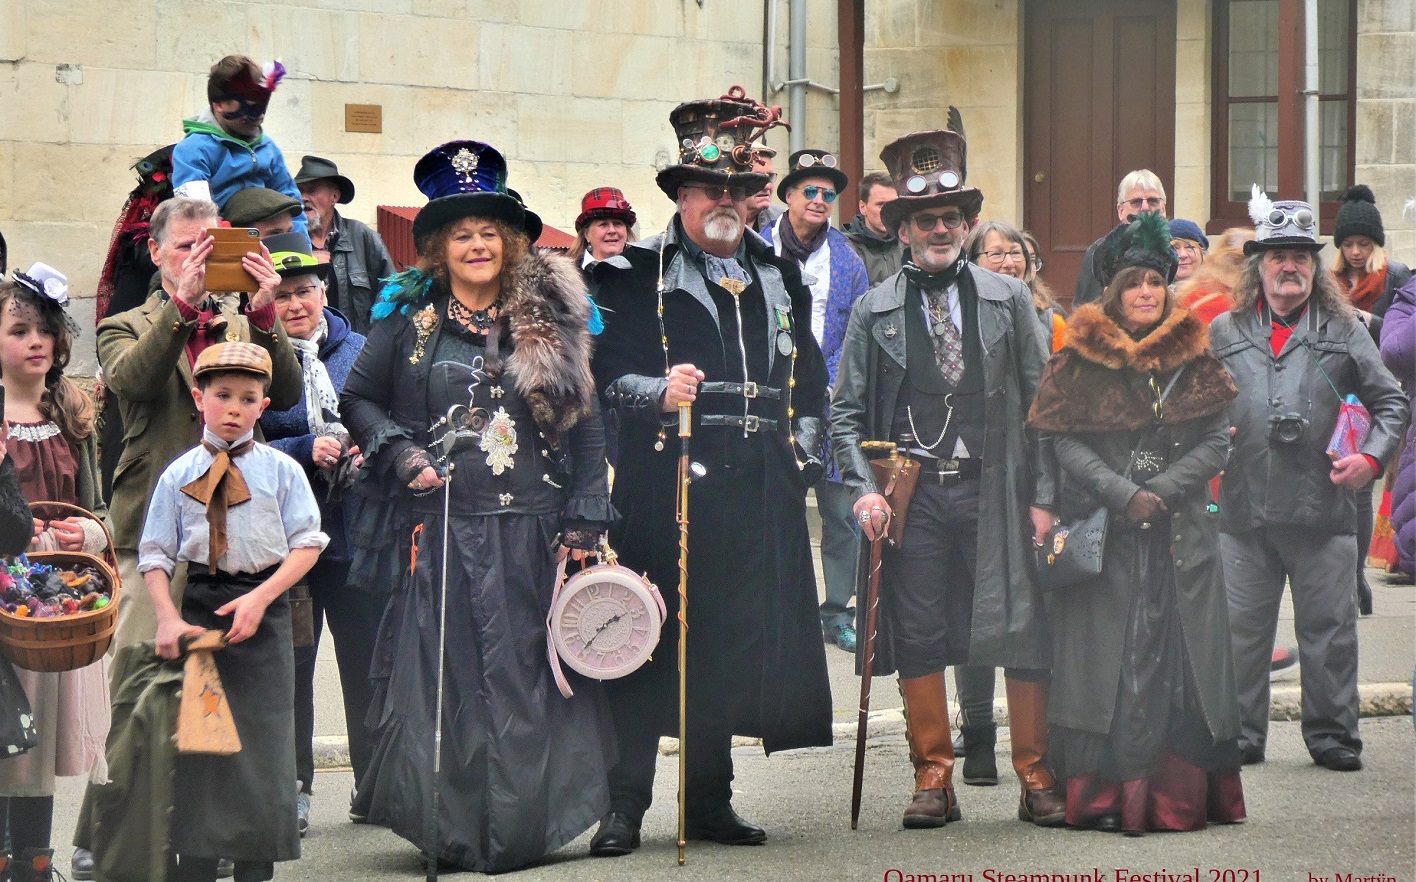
[1357,0,1416,264]
[0,0,844,330]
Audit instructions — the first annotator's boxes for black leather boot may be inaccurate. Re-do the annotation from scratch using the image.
[959,722,999,786]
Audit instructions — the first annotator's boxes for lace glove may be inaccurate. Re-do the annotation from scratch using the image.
[560,523,602,552]
[395,446,436,486]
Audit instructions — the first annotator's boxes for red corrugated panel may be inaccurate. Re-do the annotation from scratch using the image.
[377,205,573,270]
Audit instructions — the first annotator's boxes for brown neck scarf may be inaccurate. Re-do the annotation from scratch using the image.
[181,438,254,570]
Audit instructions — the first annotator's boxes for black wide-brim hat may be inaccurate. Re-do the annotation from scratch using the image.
[264,231,334,281]
[776,149,849,202]
[411,141,542,252]
[294,155,356,204]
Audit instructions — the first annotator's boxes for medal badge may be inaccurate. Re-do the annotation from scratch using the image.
[480,407,518,475]
[774,305,795,355]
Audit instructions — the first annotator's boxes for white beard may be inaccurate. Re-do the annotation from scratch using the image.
[306,210,326,234]
[702,209,744,244]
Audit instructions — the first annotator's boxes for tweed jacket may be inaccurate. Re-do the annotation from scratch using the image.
[96,292,301,550]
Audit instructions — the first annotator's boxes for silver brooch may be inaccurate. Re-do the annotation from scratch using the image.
[480,407,518,475]
[451,147,479,182]
[883,323,898,339]
[499,493,514,505]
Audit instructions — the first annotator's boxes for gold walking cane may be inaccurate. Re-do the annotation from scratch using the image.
[675,400,693,865]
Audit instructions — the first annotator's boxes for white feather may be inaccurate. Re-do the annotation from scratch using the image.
[1404,197,1416,225]
[1248,184,1274,226]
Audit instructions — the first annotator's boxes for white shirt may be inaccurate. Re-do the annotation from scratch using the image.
[138,429,329,576]
[770,215,833,345]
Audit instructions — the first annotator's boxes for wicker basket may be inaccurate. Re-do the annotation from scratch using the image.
[0,502,120,673]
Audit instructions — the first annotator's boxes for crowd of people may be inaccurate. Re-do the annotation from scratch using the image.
[0,54,1407,880]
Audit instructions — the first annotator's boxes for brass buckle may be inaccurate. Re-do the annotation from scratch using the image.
[743,415,760,432]
[938,457,961,476]
[742,382,759,398]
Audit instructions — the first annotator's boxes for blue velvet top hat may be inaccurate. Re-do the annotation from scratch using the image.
[411,141,543,251]
[1244,185,1322,255]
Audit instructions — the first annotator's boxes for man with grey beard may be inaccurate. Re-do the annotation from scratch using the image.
[586,91,833,856]
[293,155,395,334]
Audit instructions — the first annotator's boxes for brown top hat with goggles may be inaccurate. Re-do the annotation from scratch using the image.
[878,108,984,233]
[655,85,788,200]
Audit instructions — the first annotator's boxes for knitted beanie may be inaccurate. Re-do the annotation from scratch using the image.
[1334,185,1384,247]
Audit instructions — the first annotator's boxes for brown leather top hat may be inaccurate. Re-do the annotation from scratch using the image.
[655,85,787,200]
[879,108,983,233]
[294,155,355,204]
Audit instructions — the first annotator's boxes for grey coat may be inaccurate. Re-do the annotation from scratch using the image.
[329,210,397,335]
[1211,300,1409,535]
[830,263,1054,670]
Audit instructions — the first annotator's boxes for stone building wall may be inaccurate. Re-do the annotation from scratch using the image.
[1357,0,1416,263]
[0,0,844,336]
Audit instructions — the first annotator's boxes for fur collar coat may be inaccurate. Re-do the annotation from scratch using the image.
[1028,303,1237,434]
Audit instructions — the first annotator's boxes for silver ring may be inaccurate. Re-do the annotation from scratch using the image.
[858,513,870,522]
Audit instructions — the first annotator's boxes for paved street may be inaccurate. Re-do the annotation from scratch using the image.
[52,515,1416,880]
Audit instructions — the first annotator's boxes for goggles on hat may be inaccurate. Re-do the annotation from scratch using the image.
[795,153,838,170]
[905,169,962,194]
[1266,206,1316,232]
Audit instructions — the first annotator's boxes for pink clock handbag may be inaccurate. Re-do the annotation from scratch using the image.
[546,546,666,698]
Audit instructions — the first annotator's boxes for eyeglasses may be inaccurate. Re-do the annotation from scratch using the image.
[682,183,751,202]
[800,186,838,204]
[979,249,1026,264]
[1032,256,1045,271]
[1122,196,1165,211]
[1171,240,1203,256]
[218,98,268,123]
[275,284,323,303]
[911,212,966,233]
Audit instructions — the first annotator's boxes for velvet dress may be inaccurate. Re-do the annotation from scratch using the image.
[343,289,616,874]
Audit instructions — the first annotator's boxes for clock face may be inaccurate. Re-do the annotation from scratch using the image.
[551,570,663,680]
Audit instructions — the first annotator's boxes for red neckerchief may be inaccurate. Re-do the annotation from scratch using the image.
[1261,300,1308,357]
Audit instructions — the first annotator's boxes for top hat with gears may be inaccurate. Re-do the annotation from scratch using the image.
[655,86,787,200]
[878,108,983,232]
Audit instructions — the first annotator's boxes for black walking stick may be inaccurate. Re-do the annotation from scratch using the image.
[425,462,455,882]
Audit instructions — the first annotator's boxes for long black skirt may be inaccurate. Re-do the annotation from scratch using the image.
[353,513,614,873]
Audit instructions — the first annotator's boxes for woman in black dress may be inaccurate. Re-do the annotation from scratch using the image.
[341,141,615,873]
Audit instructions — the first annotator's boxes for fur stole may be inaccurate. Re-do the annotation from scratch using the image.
[501,248,597,443]
[1028,304,1237,433]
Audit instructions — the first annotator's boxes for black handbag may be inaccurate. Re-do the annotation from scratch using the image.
[1035,366,1187,593]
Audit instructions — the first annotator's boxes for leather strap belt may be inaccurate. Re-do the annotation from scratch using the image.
[699,414,779,433]
[697,381,782,401]
[918,457,981,485]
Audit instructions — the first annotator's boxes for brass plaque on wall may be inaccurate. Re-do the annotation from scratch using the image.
[345,104,383,133]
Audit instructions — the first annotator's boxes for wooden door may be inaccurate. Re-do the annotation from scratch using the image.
[1023,0,1176,305]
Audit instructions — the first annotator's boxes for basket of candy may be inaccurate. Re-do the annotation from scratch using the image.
[0,502,120,672]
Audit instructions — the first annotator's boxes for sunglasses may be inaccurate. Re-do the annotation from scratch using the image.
[218,98,268,123]
[800,186,838,204]
[682,183,751,202]
[912,212,967,233]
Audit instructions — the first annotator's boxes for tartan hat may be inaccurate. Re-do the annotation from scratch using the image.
[654,86,784,200]
[412,140,542,250]
[194,341,273,383]
[575,188,637,231]
[222,187,302,227]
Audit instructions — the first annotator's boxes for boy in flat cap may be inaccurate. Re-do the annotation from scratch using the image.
[137,341,327,882]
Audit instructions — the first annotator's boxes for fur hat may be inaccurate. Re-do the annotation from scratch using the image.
[776,149,849,202]
[878,108,983,232]
[655,86,785,200]
[1243,186,1323,255]
[1334,184,1384,247]
[412,141,542,250]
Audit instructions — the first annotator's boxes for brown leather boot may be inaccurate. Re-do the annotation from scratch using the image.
[1004,676,1067,827]
[898,673,962,829]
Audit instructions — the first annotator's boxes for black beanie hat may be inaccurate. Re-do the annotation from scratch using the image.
[1334,184,1384,247]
